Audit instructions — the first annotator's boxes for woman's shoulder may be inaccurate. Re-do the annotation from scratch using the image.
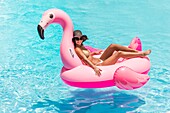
[75,47,82,52]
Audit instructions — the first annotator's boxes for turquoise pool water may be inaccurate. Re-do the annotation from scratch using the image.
[0,0,170,112]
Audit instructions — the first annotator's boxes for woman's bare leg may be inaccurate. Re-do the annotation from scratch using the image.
[100,44,139,61]
[99,50,151,66]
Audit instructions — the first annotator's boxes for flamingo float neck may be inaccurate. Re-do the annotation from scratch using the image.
[37,9,82,69]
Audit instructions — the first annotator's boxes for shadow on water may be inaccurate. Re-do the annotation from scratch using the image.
[31,89,145,113]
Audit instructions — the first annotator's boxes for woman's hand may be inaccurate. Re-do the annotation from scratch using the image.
[94,67,102,76]
[91,50,103,55]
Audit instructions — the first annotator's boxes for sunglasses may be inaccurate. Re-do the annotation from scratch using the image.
[73,35,87,41]
[73,37,84,41]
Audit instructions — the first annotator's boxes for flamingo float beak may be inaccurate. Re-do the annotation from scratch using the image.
[37,25,45,40]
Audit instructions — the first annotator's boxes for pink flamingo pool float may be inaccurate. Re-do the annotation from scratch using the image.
[37,9,150,90]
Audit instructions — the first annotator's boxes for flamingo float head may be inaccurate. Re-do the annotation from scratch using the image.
[37,9,59,40]
[37,9,82,69]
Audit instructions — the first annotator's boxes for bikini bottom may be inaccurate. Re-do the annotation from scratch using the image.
[95,59,103,66]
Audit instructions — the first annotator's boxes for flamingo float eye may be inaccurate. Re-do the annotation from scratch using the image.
[49,14,53,19]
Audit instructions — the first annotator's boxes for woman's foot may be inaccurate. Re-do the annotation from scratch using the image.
[143,49,151,56]
[138,49,151,58]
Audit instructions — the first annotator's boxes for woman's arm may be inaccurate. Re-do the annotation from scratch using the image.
[75,48,102,76]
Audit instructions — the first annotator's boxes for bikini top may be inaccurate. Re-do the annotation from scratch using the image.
[82,49,90,58]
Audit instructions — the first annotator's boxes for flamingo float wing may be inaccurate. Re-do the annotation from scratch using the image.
[114,66,150,90]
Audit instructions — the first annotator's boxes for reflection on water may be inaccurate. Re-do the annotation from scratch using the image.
[31,89,145,113]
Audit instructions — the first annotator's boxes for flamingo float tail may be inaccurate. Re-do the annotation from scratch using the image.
[128,37,142,51]
[114,66,150,90]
